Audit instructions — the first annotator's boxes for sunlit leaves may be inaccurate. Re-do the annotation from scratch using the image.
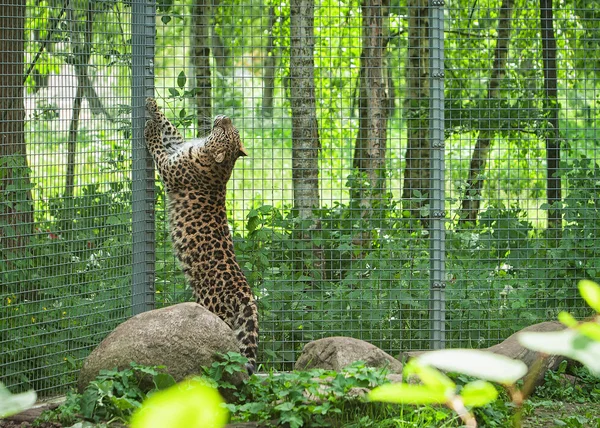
[558,311,578,328]
[369,383,448,405]
[130,379,227,428]
[579,280,600,313]
[403,359,455,393]
[369,356,501,411]
[518,329,600,376]
[459,380,498,407]
[417,349,528,384]
[0,382,36,418]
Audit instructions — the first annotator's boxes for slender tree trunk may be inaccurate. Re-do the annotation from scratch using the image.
[354,52,369,173]
[290,0,321,222]
[459,0,514,225]
[290,0,323,275]
[402,0,430,225]
[192,0,212,136]
[387,56,396,118]
[262,5,277,117]
[540,0,562,232]
[65,3,94,200]
[352,0,390,245]
[211,0,231,76]
[65,85,84,200]
[81,74,109,118]
[0,0,33,253]
[32,0,48,93]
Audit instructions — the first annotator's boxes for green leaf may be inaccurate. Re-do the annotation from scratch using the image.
[404,359,455,393]
[279,412,303,428]
[161,15,171,25]
[417,349,528,384]
[129,379,227,428]
[369,382,448,404]
[518,329,600,376]
[131,363,162,376]
[0,383,37,418]
[274,402,295,412]
[459,380,498,407]
[79,388,99,419]
[578,321,600,342]
[579,280,600,313]
[153,373,176,390]
[558,311,578,328]
[177,71,187,89]
[246,215,260,233]
[237,401,266,415]
[110,395,140,412]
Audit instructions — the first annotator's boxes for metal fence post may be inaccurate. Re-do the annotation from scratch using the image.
[131,0,156,315]
[429,0,446,350]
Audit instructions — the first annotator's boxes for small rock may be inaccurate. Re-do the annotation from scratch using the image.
[295,337,403,373]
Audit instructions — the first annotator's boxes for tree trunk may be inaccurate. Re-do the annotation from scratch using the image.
[540,0,562,233]
[459,0,514,225]
[290,0,321,222]
[402,0,430,225]
[290,0,322,276]
[387,56,396,119]
[0,0,33,253]
[192,0,212,136]
[65,85,84,200]
[211,0,231,76]
[65,2,94,201]
[262,5,277,117]
[81,73,110,119]
[352,0,390,245]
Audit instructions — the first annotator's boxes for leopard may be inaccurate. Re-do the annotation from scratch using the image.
[144,97,258,374]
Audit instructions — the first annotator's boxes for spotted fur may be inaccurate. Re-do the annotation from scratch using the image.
[144,97,258,373]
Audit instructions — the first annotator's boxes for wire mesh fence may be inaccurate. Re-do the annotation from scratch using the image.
[1,0,598,398]
[1,0,141,396]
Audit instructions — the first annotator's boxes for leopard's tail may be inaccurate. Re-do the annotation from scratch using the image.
[233,302,259,375]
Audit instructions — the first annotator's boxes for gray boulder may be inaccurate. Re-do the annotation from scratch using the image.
[486,320,567,386]
[295,336,403,373]
[403,321,569,388]
[78,302,246,395]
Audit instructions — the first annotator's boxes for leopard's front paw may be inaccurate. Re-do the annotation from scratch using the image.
[145,97,159,118]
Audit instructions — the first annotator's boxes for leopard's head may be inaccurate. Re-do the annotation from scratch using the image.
[205,115,248,166]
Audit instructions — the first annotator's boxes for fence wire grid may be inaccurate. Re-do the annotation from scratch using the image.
[1,0,598,397]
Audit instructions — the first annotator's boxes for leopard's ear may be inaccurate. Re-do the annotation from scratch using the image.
[210,148,226,164]
[214,151,226,163]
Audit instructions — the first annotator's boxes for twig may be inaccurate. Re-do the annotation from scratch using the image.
[23,0,70,85]
[510,354,548,428]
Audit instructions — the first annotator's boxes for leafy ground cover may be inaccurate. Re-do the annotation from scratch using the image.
[0,355,597,428]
